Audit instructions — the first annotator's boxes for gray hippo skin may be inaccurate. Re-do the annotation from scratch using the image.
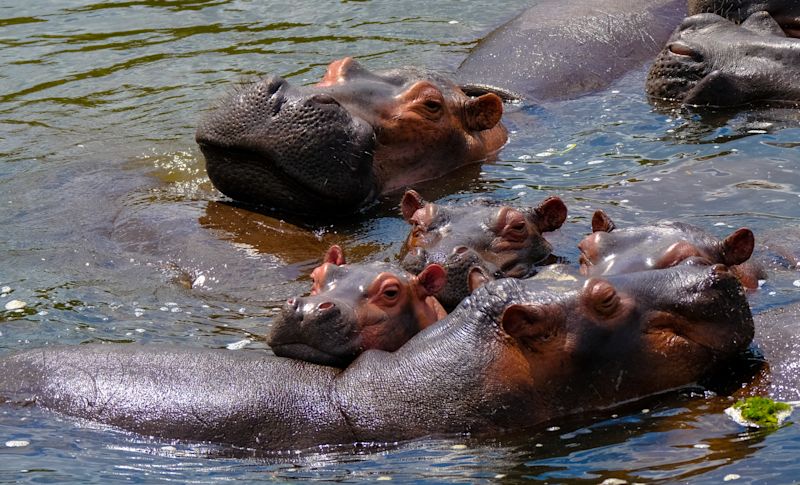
[647,12,800,106]
[0,265,753,450]
[688,0,800,35]
[456,0,687,102]
[195,58,507,215]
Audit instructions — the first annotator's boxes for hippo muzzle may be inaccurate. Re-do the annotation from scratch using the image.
[196,75,377,215]
[268,295,360,367]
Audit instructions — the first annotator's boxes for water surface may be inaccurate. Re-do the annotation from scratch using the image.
[2,0,800,482]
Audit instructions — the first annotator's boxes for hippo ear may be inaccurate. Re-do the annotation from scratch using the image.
[500,304,559,345]
[591,210,615,233]
[415,264,447,297]
[324,245,346,266]
[721,228,755,266]
[464,93,503,131]
[532,196,567,233]
[741,11,786,37]
[401,190,426,222]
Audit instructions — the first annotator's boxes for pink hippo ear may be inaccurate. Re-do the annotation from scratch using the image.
[464,93,503,131]
[591,210,616,233]
[500,303,561,346]
[323,245,346,266]
[721,228,755,266]
[415,264,447,297]
[532,196,568,233]
[401,190,426,222]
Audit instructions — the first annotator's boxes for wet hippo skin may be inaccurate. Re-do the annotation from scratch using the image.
[647,11,800,106]
[0,265,753,451]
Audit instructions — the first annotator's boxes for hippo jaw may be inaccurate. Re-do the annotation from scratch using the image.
[196,76,377,215]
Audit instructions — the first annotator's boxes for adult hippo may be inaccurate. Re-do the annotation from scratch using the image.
[196,58,507,215]
[688,0,800,35]
[456,0,688,102]
[0,265,753,451]
[647,11,800,106]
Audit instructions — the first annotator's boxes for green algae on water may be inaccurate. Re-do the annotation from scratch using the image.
[725,396,793,428]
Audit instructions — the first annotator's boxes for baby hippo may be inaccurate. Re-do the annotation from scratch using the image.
[579,210,758,286]
[268,245,447,367]
[400,190,567,310]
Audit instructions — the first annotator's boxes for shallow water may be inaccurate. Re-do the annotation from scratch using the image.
[2,0,800,482]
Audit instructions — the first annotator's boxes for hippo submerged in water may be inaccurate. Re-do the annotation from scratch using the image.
[0,264,753,451]
[196,58,507,215]
[647,10,800,106]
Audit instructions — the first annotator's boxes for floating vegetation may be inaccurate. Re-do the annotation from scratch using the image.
[725,397,793,428]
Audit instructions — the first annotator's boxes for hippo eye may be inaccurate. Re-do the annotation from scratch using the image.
[423,99,442,112]
[382,286,400,300]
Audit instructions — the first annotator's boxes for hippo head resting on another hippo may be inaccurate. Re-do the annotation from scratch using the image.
[688,0,800,34]
[268,245,447,367]
[195,57,507,215]
[647,11,800,106]
[399,190,567,310]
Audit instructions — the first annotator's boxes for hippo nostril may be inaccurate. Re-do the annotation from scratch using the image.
[310,93,340,106]
[668,43,702,62]
[454,246,470,255]
[317,301,335,311]
[261,76,287,96]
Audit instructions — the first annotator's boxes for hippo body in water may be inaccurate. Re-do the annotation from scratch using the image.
[456,0,688,102]
[0,265,753,451]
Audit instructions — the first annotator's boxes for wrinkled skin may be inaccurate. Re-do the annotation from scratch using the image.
[399,190,567,310]
[688,0,800,34]
[268,245,447,367]
[196,58,507,215]
[456,0,687,102]
[579,209,757,286]
[647,11,800,106]
[0,265,753,451]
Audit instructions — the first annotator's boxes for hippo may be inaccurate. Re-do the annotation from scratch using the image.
[399,190,567,310]
[268,245,447,367]
[578,209,758,285]
[456,0,688,102]
[195,58,507,215]
[0,264,753,451]
[646,11,800,106]
[688,0,800,35]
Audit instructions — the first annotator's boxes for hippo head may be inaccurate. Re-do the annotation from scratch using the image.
[196,58,507,215]
[579,209,754,277]
[399,190,567,310]
[267,245,447,367]
[481,264,753,409]
[646,12,800,106]
[688,0,800,35]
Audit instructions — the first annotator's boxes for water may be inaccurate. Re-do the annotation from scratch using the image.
[1,0,800,482]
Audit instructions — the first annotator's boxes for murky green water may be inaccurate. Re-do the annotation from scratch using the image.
[2,0,800,482]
